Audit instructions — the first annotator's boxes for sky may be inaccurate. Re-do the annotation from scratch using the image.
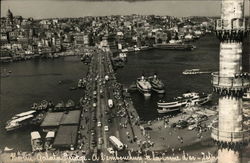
[1,0,250,19]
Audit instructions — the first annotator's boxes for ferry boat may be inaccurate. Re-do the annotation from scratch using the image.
[32,100,50,111]
[153,43,196,51]
[136,76,152,97]
[4,147,14,152]
[148,75,165,94]
[182,69,210,75]
[8,110,36,121]
[31,131,43,152]
[30,112,46,125]
[119,53,127,62]
[65,99,75,108]
[157,92,212,114]
[54,101,65,111]
[182,69,201,75]
[243,90,250,101]
[5,115,34,131]
[36,100,49,111]
[140,46,153,51]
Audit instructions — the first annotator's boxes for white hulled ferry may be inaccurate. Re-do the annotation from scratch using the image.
[157,92,212,114]
[136,76,152,97]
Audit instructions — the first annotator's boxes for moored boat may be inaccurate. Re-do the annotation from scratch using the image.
[31,103,39,110]
[30,112,46,125]
[4,147,14,152]
[65,99,75,108]
[157,98,187,113]
[119,53,127,62]
[136,76,152,97]
[5,115,34,131]
[140,46,153,51]
[9,110,36,121]
[148,74,165,94]
[40,100,49,109]
[54,101,65,111]
[157,92,212,114]
[36,100,49,111]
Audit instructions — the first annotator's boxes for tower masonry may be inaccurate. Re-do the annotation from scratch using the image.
[211,0,250,145]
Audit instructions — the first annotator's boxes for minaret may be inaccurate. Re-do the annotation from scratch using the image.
[211,0,250,163]
[6,9,14,25]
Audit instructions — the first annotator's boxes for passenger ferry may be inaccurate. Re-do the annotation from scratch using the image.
[148,75,165,94]
[136,76,152,97]
[32,100,50,111]
[182,69,210,75]
[8,110,36,121]
[140,46,153,51]
[53,101,65,111]
[65,99,75,108]
[5,114,34,131]
[31,131,43,152]
[157,92,212,114]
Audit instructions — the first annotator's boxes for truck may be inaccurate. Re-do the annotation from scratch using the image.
[108,99,113,108]
[109,136,124,150]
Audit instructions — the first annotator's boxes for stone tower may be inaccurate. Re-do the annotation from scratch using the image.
[6,9,13,25]
[211,0,250,163]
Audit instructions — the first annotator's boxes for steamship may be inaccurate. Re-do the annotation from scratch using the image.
[136,76,152,97]
[148,74,165,94]
[157,92,212,114]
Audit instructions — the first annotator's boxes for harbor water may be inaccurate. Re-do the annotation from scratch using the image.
[117,34,220,120]
[0,34,228,151]
[0,56,88,151]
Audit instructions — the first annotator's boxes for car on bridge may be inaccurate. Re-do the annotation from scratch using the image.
[107,147,115,155]
[98,138,103,145]
[97,121,102,127]
[104,125,109,131]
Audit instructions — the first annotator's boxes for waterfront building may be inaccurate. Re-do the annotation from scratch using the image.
[211,0,250,163]
[53,125,78,150]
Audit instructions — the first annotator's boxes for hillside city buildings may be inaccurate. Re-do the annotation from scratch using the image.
[0,9,215,62]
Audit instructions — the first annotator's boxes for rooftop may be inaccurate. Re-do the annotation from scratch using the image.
[40,112,64,127]
[53,125,78,148]
[60,110,81,125]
